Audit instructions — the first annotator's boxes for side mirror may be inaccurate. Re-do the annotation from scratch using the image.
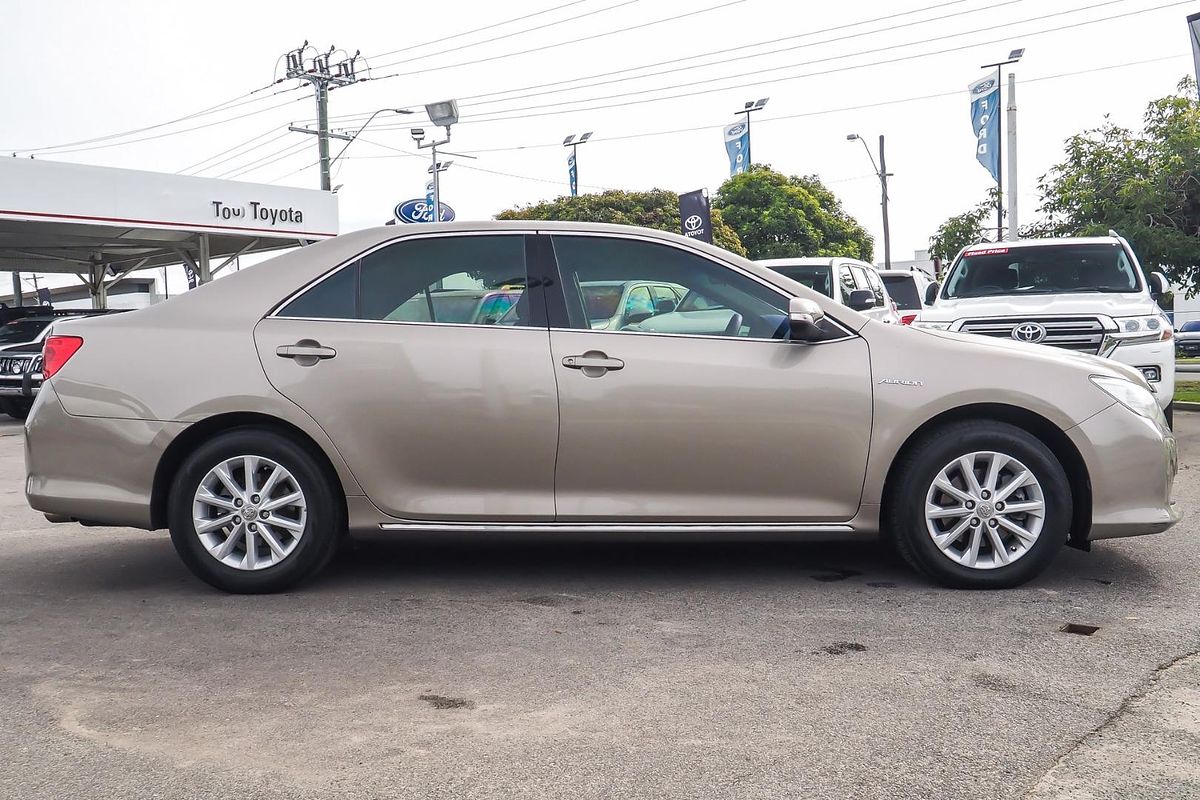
[847,289,876,312]
[924,282,940,305]
[788,297,826,342]
[1149,271,1168,298]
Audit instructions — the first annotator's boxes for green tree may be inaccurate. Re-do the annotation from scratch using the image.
[1033,78,1200,294]
[495,189,747,256]
[712,165,874,261]
[928,188,1002,263]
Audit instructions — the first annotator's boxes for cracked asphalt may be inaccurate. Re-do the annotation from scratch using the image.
[1,415,1198,799]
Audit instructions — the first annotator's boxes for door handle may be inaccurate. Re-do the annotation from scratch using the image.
[562,352,624,372]
[276,342,337,362]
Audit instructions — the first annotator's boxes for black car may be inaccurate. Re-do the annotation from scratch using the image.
[1176,319,1200,357]
[0,341,41,420]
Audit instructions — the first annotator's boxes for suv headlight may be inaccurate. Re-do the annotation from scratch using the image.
[1112,314,1172,341]
[912,321,952,330]
[1091,375,1165,423]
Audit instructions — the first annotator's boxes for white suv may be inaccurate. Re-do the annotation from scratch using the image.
[915,236,1174,420]
[758,257,900,323]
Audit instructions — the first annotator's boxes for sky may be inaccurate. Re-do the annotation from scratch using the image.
[2,0,1196,292]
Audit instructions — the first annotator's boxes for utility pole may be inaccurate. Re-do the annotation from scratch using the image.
[1006,72,1019,240]
[282,42,362,191]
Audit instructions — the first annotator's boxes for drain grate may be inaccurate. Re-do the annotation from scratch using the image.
[1060,623,1100,636]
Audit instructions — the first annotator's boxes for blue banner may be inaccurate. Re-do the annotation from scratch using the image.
[425,180,435,223]
[723,120,749,177]
[969,70,1000,182]
[568,152,578,197]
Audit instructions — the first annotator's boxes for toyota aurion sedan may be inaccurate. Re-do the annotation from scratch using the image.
[24,222,1179,593]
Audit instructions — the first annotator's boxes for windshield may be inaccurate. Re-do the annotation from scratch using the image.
[0,319,49,345]
[880,274,921,310]
[943,243,1141,299]
[1181,320,1200,332]
[768,265,833,299]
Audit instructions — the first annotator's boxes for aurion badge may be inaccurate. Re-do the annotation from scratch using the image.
[1012,322,1047,344]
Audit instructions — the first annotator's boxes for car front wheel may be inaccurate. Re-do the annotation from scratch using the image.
[167,429,343,593]
[887,420,1071,589]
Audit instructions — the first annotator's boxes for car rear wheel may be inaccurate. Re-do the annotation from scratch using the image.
[886,420,1071,589]
[167,429,343,593]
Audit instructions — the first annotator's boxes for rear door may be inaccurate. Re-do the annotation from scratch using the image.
[254,232,559,521]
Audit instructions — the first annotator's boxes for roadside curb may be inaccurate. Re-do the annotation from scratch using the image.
[1175,401,1200,412]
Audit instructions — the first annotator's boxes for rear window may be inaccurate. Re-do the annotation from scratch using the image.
[769,265,834,299]
[880,274,921,310]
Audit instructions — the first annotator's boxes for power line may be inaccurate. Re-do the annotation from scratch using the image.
[177,126,286,174]
[364,0,594,61]
[365,0,645,70]
[220,138,314,180]
[24,93,308,157]
[326,0,980,125]
[365,0,748,80]
[188,130,296,176]
[367,0,1188,128]
[5,83,298,155]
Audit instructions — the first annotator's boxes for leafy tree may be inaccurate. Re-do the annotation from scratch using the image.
[928,188,1002,263]
[495,189,747,256]
[1032,78,1200,294]
[712,165,874,261]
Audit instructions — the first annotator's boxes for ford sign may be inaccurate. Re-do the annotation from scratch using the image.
[394,199,456,224]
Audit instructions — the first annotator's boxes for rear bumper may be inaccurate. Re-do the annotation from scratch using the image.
[1068,402,1180,540]
[24,383,181,529]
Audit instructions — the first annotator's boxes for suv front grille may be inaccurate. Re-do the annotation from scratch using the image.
[0,356,31,376]
[958,317,1105,355]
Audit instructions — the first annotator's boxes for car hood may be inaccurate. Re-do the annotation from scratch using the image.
[920,292,1155,322]
[0,341,41,354]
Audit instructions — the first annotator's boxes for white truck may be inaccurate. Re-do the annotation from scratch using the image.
[914,235,1175,423]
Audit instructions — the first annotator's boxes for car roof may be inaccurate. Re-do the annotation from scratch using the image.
[757,257,876,269]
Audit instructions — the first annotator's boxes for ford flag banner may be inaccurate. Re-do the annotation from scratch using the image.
[425,180,435,222]
[724,120,749,177]
[969,70,1001,182]
[1190,12,1200,98]
[678,189,714,244]
[568,151,578,197]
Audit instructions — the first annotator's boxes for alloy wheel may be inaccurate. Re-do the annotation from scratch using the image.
[924,451,1046,570]
[192,455,308,570]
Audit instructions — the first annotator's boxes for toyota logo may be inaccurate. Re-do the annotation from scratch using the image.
[684,214,703,232]
[1012,322,1047,344]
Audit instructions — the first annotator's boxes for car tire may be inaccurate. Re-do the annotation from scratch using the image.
[885,420,1071,589]
[167,428,344,593]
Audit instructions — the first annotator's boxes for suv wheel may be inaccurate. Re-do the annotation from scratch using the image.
[167,429,343,593]
[887,420,1071,589]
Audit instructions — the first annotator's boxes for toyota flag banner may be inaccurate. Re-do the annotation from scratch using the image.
[183,261,198,290]
[568,151,578,197]
[678,189,713,244]
[968,70,1001,182]
[723,120,749,177]
[1190,12,1200,98]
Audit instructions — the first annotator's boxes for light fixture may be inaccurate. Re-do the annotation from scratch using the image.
[425,100,460,128]
[563,132,593,146]
[410,127,426,142]
[1008,48,1025,60]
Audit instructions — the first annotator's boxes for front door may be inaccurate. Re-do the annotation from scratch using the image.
[545,233,872,522]
[254,232,558,521]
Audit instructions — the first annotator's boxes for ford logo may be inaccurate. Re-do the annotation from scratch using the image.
[684,214,704,232]
[394,199,456,224]
[973,79,996,94]
[727,123,746,136]
[1011,322,1047,344]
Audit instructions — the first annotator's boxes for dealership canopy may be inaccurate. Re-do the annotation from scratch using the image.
[0,158,338,307]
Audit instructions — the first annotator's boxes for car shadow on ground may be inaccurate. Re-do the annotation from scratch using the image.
[3,529,1158,598]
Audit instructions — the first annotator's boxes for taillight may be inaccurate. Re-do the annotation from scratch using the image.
[901,314,917,326]
[42,336,83,379]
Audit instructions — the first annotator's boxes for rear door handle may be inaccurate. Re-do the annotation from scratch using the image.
[562,353,624,372]
[276,343,337,362]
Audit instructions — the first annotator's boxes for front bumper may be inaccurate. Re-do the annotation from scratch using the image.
[1068,402,1180,540]
[0,372,40,398]
[24,383,182,530]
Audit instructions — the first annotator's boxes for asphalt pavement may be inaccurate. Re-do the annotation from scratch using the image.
[1,415,1198,799]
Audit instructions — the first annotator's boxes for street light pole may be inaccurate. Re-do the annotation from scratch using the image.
[980,48,1024,241]
[847,133,892,271]
[413,100,460,223]
[735,97,769,166]
[562,132,593,197]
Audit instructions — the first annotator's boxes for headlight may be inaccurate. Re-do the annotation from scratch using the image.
[1091,375,1165,423]
[1112,314,1173,341]
[912,321,952,330]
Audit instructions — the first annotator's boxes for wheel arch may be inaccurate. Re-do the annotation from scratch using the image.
[150,412,347,531]
[881,403,1093,549]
